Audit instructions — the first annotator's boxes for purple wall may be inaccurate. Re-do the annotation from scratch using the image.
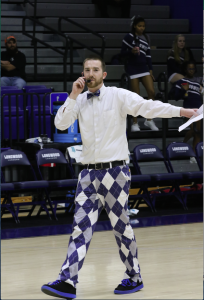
[152,0,203,34]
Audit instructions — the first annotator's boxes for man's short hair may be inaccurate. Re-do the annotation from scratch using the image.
[83,56,106,72]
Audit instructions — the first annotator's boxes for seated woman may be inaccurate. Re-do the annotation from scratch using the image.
[175,60,203,160]
[167,34,194,84]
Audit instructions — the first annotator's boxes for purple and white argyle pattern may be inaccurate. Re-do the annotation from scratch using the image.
[58,165,142,287]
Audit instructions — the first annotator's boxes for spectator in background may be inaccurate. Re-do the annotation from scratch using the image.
[92,0,131,18]
[167,34,194,84]
[1,35,26,89]
[121,16,159,131]
[175,60,202,159]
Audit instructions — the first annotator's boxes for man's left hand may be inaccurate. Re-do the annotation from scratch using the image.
[180,108,199,118]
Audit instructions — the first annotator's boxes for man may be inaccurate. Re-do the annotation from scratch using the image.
[1,35,26,89]
[41,56,198,299]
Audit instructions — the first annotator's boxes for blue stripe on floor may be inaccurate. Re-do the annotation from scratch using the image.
[1,212,203,240]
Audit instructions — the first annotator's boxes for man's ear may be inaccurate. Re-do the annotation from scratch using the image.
[103,72,107,80]
[81,72,84,76]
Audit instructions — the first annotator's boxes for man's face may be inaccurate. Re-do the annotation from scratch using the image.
[6,39,17,54]
[83,59,107,89]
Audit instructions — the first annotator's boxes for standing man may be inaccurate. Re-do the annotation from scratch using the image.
[1,35,26,89]
[41,56,198,299]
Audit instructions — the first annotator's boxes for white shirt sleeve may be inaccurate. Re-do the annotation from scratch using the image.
[54,97,79,130]
[117,88,181,119]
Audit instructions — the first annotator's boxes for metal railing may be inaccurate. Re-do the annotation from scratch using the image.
[22,0,106,91]
[157,72,168,155]
[58,17,106,80]
[22,16,70,91]
[1,92,53,147]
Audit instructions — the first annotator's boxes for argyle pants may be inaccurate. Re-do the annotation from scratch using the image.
[58,165,142,287]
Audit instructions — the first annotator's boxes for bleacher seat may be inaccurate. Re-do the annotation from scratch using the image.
[35,148,78,218]
[42,18,189,33]
[25,87,52,107]
[25,87,53,138]
[1,88,24,110]
[1,88,25,140]
[1,86,20,90]
[23,85,47,90]
[1,149,54,222]
[132,144,186,211]
[166,142,203,208]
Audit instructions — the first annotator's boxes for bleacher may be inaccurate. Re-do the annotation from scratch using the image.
[1,1,203,141]
[1,0,202,93]
[1,0,203,221]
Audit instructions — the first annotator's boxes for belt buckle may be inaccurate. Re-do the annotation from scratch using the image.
[95,163,102,170]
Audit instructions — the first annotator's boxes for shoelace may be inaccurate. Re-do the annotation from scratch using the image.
[48,280,62,285]
[121,279,137,287]
[121,279,132,287]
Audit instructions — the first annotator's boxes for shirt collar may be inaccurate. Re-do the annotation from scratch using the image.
[98,84,106,100]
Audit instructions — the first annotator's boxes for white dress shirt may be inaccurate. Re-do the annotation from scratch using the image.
[55,84,181,164]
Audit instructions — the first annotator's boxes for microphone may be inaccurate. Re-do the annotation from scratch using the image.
[82,72,91,83]
[84,79,91,83]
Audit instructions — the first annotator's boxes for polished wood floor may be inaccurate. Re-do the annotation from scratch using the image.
[1,223,203,299]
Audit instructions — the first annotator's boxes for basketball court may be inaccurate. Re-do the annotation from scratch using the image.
[1,221,202,299]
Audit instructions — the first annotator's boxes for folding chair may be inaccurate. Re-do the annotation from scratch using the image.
[132,144,185,211]
[1,149,54,222]
[126,155,153,211]
[35,148,78,219]
[166,142,203,208]
[195,141,203,171]
[1,182,17,223]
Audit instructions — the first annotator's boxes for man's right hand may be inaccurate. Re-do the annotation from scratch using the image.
[63,77,85,112]
[69,77,86,100]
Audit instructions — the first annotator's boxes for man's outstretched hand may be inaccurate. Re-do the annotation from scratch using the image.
[180,108,199,118]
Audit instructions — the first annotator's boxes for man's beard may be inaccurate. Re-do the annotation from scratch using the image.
[87,75,103,88]
[6,46,18,56]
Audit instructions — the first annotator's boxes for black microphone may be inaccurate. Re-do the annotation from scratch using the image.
[84,79,91,83]
[82,72,91,83]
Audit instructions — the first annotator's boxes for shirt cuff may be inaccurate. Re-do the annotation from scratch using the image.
[172,106,181,117]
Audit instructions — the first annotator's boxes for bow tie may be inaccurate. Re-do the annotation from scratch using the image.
[87,90,100,100]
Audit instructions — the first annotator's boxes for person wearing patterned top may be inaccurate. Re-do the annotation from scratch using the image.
[167,34,194,84]
[175,60,202,155]
[121,16,158,132]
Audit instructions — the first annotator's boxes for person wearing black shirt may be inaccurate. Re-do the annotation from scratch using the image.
[175,60,202,156]
[167,34,194,84]
[1,35,26,89]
